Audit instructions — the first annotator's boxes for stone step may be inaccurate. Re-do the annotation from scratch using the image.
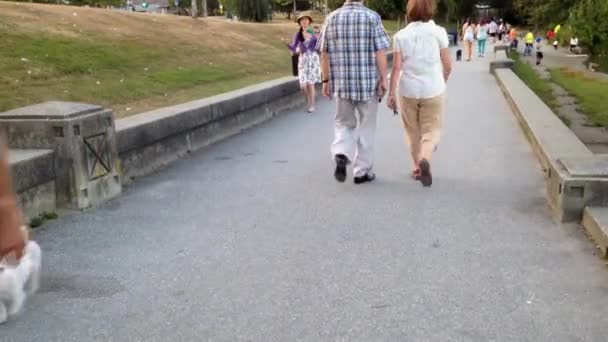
[581,206,608,258]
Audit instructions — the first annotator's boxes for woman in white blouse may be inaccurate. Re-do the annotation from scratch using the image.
[387,0,452,187]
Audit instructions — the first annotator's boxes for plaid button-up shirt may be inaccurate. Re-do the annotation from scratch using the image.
[318,1,391,102]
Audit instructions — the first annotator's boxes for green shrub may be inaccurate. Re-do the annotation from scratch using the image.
[569,0,608,56]
[235,0,270,22]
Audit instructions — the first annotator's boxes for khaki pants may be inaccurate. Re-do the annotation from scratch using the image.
[398,94,444,165]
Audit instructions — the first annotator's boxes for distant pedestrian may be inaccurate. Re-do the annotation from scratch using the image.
[476,18,488,57]
[288,12,321,113]
[388,0,452,187]
[536,43,544,66]
[570,36,579,53]
[524,31,534,56]
[489,18,498,43]
[318,0,390,184]
[462,18,475,61]
[497,20,506,42]
[509,27,518,49]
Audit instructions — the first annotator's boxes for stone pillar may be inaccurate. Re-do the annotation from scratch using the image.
[0,101,121,209]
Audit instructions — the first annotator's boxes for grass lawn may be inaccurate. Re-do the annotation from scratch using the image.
[511,52,559,112]
[0,2,296,117]
[550,68,608,127]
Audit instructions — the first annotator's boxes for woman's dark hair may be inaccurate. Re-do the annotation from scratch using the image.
[298,27,305,42]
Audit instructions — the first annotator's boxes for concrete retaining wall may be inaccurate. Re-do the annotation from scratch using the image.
[115,76,303,182]
[493,68,608,222]
[3,76,303,219]
[9,149,56,219]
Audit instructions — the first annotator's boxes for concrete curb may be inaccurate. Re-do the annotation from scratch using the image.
[582,207,608,258]
[493,68,601,222]
[490,49,514,74]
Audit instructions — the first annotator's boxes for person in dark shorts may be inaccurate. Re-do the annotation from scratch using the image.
[497,20,505,42]
[291,53,299,77]
[489,18,497,43]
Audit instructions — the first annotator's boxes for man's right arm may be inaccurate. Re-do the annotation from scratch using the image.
[373,16,391,97]
[375,49,388,95]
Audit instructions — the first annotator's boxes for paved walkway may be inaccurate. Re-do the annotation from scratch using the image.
[4,56,608,341]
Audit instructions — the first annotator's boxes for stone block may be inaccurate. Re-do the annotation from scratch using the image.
[0,101,121,209]
[582,206,608,258]
[490,50,514,74]
[493,44,510,53]
[8,149,56,219]
[8,149,55,194]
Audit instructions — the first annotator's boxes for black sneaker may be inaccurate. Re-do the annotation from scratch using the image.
[354,173,376,184]
[419,159,432,187]
[334,154,349,183]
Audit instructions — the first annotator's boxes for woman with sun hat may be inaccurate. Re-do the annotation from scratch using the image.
[287,12,321,113]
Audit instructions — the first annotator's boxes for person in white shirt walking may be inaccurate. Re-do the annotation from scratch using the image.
[462,18,475,61]
[489,19,498,44]
[387,0,452,187]
[497,20,505,42]
[570,36,579,53]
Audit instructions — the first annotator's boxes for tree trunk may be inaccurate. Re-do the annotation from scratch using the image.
[191,0,197,18]
[202,0,207,17]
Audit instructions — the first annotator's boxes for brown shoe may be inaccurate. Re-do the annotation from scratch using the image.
[418,159,432,187]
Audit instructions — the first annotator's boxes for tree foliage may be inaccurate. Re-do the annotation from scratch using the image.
[235,0,270,22]
[511,0,577,28]
[569,0,608,55]
[364,0,404,19]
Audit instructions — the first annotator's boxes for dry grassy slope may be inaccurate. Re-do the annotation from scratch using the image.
[0,2,298,116]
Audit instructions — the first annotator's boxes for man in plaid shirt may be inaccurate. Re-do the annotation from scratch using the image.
[318,0,390,184]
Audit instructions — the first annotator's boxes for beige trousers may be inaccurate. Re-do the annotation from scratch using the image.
[331,97,379,177]
[397,94,444,166]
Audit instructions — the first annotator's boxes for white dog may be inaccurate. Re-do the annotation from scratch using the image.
[0,239,41,324]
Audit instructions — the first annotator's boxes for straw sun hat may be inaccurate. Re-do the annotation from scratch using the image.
[296,12,313,24]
